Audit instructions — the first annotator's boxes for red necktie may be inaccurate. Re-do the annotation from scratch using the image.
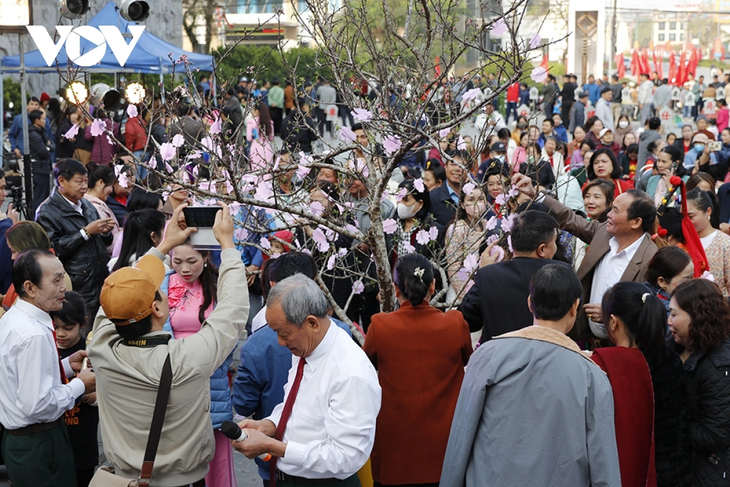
[51,329,68,385]
[269,357,306,486]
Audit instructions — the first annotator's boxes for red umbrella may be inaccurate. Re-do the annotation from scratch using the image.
[616,54,626,79]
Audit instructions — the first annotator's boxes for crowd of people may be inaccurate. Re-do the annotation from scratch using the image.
[4,66,730,487]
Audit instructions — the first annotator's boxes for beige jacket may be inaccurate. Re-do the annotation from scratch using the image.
[89,247,249,486]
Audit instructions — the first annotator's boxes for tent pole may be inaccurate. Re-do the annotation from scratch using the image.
[212,59,217,108]
[1,74,5,155]
[159,60,165,104]
[19,34,33,216]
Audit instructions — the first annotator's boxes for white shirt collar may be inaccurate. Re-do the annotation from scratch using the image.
[13,298,53,330]
[304,318,336,373]
[607,234,645,260]
[60,193,83,213]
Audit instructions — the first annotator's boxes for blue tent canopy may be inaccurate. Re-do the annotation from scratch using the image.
[1,2,213,73]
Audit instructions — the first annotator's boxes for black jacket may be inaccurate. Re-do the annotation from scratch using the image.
[280,110,318,153]
[682,339,730,486]
[459,257,558,342]
[35,190,111,309]
[29,124,55,174]
[428,183,459,227]
[106,195,128,227]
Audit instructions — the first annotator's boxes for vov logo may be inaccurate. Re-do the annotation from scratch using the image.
[26,25,146,67]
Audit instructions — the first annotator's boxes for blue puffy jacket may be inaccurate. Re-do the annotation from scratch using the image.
[162,270,235,429]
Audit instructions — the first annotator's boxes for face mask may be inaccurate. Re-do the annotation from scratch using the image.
[517,122,527,129]
[465,202,487,217]
[695,144,705,153]
[618,121,629,129]
[397,202,421,219]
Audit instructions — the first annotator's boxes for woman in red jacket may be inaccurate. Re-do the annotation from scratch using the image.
[363,254,472,487]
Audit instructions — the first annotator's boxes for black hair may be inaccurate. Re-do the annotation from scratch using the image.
[647,139,662,154]
[497,128,511,140]
[600,86,612,95]
[686,172,716,192]
[587,148,622,180]
[626,142,639,155]
[12,248,55,298]
[582,138,596,150]
[314,180,340,202]
[0,168,4,179]
[29,110,44,124]
[657,207,684,243]
[86,161,116,190]
[529,263,583,321]
[448,149,470,162]
[625,189,657,233]
[602,282,667,354]
[260,258,273,300]
[113,209,166,272]
[351,122,363,132]
[425,162,446,185]
[645,246,692,288]
[510,210,559,254]
[50,291,88,328]
[686,188,720,229]
[394,253,434,306]
[173,244,219,324]
[648,117,661,130]
[127,189,164,212]
[54,158,87,183]
[268,251,318,283]
[660,145,687,177]
[29,96,40,103]
[542,118,554,127]
[398,179,431,219]
[114,291,160,340]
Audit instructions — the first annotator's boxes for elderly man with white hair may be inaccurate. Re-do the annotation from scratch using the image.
[233,275,381,487]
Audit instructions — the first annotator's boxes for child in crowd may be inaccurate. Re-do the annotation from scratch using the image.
[51,291,99,487]
[264,229,294,260]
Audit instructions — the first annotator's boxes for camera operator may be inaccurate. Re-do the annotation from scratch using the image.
[0,168,18,295]
[28,110,55,214]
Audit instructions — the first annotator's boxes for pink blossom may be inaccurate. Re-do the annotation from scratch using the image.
[126,104,138,118]
[310,201,324,216]
[501,213,517,233]
[463,182,476,195]
[352,279,365,295]
[345,224,359,234]
[171,134,185,148]
[382,218,398,234]
[507,235,514,253]
[382,135,402,155]
[210,117,222,135]
[260,237,271,250]
[90,118,105,137]
[402,242,415,254]
[413,178,425,193]
[531,66,548,83]
[461,88,482,103]
[508,185,520,197]
[165,161,174,173]
[327,255,337,270]
[229,202,241,215]
[429,226,438,241]
[297,164,311,179]
[159,142,176,161]
[254,183,273,201]
[63,124,79,140]
[415,229,431,245]
[486,216,499,231]
[311,228,330,252]
[492,18,507,36]
[701,270,716,282]
[118,173,129,188]
[339,126,357,142]
[495,193,507,205]
[490,245,505,262]
[463,253,479,272]
[439,128,451,138]
[457,136,466,150]
[234,227,248,241]
[351,108,373,122]
[226,181,234,193]
[529,33,541,49]
[199,180,213,191]
[148,156,158,169]
[395,188,407,202]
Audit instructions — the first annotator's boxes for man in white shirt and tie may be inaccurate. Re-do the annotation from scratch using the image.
[0,248,96,487]
[233,274,381,486]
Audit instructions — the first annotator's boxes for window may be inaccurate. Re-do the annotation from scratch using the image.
[298,0,308,11]
[658,22,665,30]
[681,22,685,29]
[669,21,676,30]
[669,33,676,41]
[658,33,665,41]
[680,33,685,41]
[237,0,283,14]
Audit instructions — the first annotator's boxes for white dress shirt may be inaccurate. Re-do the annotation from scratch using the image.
[267,321,381,479]
[0,299,85,429]
[589,235,645,338]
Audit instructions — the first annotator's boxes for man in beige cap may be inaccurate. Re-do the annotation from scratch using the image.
[88,203,249,487]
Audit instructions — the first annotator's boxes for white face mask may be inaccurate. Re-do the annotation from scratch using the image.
[397,201,421,219]
[618,121,629,129]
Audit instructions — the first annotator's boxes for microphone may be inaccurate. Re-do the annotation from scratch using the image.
[220,420,272,461]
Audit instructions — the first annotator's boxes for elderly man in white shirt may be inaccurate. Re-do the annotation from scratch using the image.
[0,248,96,487]
[234,274,381,485]
[637,73,655,123]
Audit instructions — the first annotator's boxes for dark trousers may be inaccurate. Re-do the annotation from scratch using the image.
[32,171,51,217]
[277,474,362,486]
[315,107,331,136]
[374,483,439,487]
[2,423,77,487]
[270,107,284,136]
[562,100,573,128]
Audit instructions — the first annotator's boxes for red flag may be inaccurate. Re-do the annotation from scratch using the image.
[434,56,441,78]
[616,54,626,79]
[678,180,710,276]
[539,55,549,72]
[677,50,687,85]
[641,49,651,75]
[669,52,677,84]
[653,50,664,80]
[630,50,640,77]
[687,48,698,77]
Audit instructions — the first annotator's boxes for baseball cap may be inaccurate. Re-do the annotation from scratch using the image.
[599,128,612,138]
[490,141,507,153]
[100,255,166,326]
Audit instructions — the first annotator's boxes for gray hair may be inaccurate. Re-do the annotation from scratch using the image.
[267,274,329,327]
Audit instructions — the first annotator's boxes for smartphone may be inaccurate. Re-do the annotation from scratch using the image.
[183,206,220,228]
[709,141,722,152]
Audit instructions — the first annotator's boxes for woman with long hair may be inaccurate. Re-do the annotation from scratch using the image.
[644,246,694,312]
[602,282,692,487]
[363,254,471,487]
[646,145,689,207]
[669,279,730,486]
[686,188,730,295]
[83,162,119,254]
[584,148,634,197]
[161,242,237,487]
[109,209,166,272]
[246,101,275,171]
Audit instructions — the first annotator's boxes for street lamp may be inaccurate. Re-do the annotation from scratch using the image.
[65,81,90,105]
[119,0,150,22]
[60,0,89,19]
[125,82,146,104]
